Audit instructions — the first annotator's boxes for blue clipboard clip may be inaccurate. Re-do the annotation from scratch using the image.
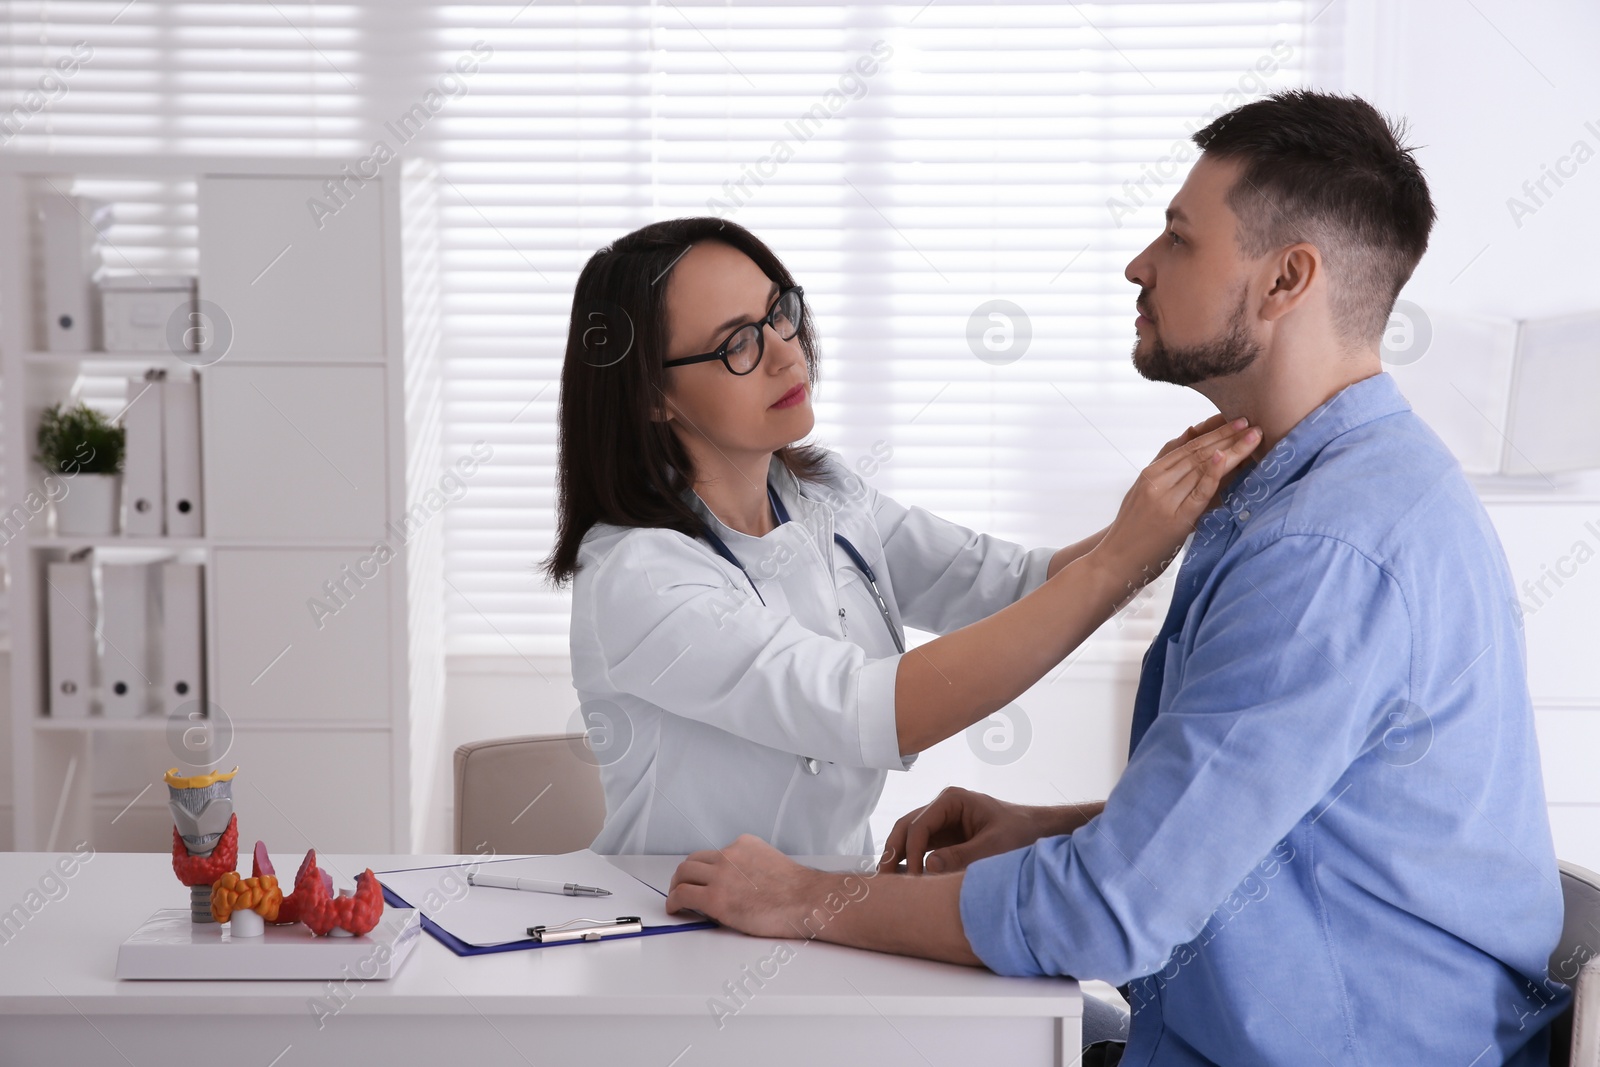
[529,915,643,943]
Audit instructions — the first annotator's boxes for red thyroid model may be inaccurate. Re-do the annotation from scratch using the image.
[267,846,384,936]
[171,813,238,886]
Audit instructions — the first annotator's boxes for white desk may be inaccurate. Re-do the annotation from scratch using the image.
[0,852,1081,1066]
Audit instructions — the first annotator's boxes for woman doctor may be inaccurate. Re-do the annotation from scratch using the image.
[544,217,1260,857]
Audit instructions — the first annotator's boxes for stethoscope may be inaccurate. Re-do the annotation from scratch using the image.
[696,481,907,776]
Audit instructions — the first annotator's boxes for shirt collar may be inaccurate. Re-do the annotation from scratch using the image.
[1219,371,1411,515]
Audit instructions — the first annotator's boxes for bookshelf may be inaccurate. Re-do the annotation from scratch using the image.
[0,154,445,854]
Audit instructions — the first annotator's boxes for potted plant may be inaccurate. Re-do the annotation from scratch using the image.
[35,402,126,536]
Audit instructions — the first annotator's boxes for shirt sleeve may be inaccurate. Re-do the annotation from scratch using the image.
[868,485,1056,634]
[584,528,912,771]
[958,533,1411,983]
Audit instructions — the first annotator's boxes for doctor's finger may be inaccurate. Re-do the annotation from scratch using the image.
[1171,427,1261,500]
[1156,413,1229,459]
[1161,446,1258,531]
[1149,420,1251,476]
[1184,413,1230,440]
[1149,425,1258,492]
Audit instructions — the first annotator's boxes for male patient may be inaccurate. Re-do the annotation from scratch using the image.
[666,90,1569,1065]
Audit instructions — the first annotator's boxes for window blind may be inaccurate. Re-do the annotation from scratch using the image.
[1,1,1310,658]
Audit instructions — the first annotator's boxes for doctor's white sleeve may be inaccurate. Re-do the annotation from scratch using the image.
[582,529,911,771]
[867,486,1056,634]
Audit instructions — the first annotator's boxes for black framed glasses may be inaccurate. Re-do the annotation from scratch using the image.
[662,286,804,376]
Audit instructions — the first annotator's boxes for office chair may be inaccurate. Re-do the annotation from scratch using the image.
[1551,860,1600,1066]
[453,733,607,856]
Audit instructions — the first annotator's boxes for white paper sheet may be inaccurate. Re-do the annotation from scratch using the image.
[376,851,702,947]
[607,854,878,897]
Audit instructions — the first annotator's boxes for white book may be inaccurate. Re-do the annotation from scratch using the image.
[122,374,166,536]
[100,561,161,719]
[39,195,107,353]
[160,562,205,717]
[46,560,95,718]
[162,377,203,536]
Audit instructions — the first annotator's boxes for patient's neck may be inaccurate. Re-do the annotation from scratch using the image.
[1194,333,1384,462]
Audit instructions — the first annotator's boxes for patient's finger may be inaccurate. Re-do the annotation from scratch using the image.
[879,813,912,871]
[902,810,939,876]
[902,793,966,875]
[881,803,931,873]
[665,880,709,916]
[669,857,717,891]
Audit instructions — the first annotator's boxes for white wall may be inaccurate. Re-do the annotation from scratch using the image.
[1337,0,1600,322]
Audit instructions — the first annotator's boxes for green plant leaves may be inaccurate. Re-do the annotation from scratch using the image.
[34,402,125,476]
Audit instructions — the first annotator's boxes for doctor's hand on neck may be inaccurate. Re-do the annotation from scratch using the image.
[891,418,1258,756]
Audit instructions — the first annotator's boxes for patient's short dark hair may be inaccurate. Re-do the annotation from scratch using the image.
[1193,90,1436,345]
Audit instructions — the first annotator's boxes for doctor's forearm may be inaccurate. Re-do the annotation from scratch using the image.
[1046,524,1109,579]
[893,551,1128,754]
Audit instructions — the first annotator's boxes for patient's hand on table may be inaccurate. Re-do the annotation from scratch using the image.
[667,835,830,940]
[877,787,1101,875]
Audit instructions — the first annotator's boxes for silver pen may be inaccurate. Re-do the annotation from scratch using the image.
[467,871,612,897]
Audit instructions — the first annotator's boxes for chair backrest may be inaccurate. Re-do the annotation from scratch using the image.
[453,733,607,856]
[1553,861,1600,1067]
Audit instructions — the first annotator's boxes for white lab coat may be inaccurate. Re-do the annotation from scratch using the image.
[572,450,1055,856]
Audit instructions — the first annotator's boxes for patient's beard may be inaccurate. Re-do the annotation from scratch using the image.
[1132,287,1261,387]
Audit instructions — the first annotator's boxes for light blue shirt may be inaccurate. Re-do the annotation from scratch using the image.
[959,372,1569,1065]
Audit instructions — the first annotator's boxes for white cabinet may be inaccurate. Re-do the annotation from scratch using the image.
[212,548,392,724]
[1485,489,1600,873]
[1485,502,1600,704]
[0,155,444,853]
[203,365,389,540]
[196,176,387,361]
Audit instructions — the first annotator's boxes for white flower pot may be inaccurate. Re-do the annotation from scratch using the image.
[54,472,122,536]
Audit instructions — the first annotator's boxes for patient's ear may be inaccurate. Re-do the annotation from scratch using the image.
[1259,242,1321,324]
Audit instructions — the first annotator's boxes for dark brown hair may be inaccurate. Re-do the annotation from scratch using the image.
[1192,90,1436,345]
[541,217,831,587]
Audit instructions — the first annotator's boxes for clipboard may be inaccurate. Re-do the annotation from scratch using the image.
[378,857,716,957]
[528,916,644,943]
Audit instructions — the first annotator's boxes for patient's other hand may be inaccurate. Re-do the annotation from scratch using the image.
[879,787,1071,875]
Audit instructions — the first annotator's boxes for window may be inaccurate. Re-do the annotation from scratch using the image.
[1,1,1311,656]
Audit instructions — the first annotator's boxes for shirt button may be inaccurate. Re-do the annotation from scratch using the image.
[1238,510,1252,522]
